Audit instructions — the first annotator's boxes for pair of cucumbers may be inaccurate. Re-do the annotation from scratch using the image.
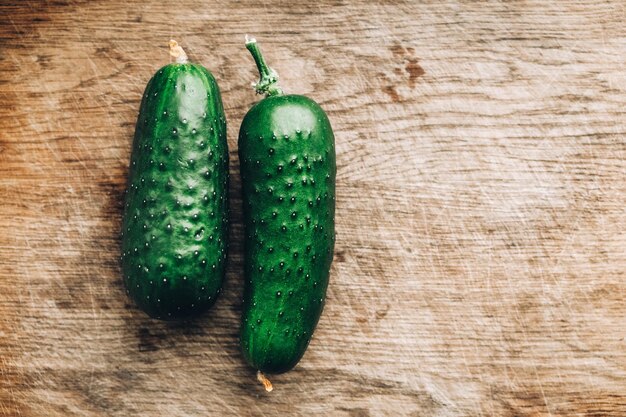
[120,39,336,386]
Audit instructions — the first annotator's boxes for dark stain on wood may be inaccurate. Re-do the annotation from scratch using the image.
[389,42,425,88]
[405,58,424,88]
[375,304,390,320]
[390,44,405,58]
[383,85,401,102]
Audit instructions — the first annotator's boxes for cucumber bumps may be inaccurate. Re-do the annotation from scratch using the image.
[121,41,228,320]
[238,37,336,380]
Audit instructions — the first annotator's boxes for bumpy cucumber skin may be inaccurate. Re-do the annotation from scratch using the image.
[121,63,228,320]
[239,94,336,373]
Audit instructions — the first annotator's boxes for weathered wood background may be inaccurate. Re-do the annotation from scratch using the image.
[1,1,625,415]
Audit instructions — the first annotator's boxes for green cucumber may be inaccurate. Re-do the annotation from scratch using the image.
[238,37,336,381]
[121,41,228,320]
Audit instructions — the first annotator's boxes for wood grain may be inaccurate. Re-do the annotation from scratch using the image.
[1,0,625,415]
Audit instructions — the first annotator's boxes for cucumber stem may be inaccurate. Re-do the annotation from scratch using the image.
[169,40,188,64]
[245,35,283,97]
[256,371,274,392]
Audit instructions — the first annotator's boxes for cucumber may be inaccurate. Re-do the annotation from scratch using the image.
[121,41,228,320]
[238,37,336,380]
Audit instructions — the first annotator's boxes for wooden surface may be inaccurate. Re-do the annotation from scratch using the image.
[1,1,625,415]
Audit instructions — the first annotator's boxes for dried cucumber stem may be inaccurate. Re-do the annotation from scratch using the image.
[169,40,188,64]
[256,371,274,392]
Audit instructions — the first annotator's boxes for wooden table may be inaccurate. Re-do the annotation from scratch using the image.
[1,1,625,415]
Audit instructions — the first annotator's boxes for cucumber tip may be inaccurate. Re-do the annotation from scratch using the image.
[256,371,273,392]
[168,39,188,64]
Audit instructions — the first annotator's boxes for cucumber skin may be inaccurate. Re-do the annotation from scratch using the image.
[238,94,336,373]
[121,63,228,320]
